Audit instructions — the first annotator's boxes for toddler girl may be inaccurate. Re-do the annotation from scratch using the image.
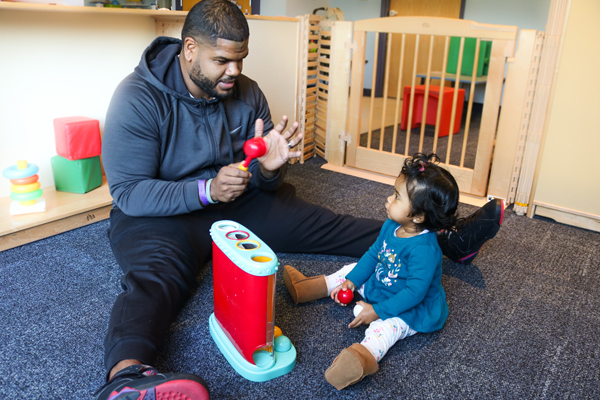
[283,153,459,390]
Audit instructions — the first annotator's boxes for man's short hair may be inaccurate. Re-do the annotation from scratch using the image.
[181,0,249,45]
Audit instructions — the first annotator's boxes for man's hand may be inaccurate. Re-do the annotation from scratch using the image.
[254,116,304,176]
[209,163,251,203]
[348,301,379,328]
[330,279,356,307]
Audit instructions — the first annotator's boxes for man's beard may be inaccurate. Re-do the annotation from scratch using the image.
[190,62,234,101]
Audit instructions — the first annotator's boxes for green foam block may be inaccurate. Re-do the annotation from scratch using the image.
[51,155,102,194]
[446,37,492,77]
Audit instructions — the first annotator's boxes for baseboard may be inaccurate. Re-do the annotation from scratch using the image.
[533,201,600,233]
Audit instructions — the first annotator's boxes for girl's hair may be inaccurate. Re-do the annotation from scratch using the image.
[182,0,250,46]
[400,153,459,232]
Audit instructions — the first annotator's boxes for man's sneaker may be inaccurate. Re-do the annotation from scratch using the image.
[437,198,504,264]
[94,364,210,400]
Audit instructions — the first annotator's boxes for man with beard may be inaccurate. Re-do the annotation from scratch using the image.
[96,1,503,398]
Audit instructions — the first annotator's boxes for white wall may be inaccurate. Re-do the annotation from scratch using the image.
[464,0,551,103]
[464,0,551,32]
[331,0,381,90]
[534,0,600,216]
[0,10,156,198]
[286,0,330,17]
[260,0,381,89]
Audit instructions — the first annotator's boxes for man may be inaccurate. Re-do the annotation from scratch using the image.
[95,1,502,399]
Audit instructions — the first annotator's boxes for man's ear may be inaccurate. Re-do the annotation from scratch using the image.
[182,37,199,62]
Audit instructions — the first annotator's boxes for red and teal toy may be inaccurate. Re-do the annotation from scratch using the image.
[209,220,296,382]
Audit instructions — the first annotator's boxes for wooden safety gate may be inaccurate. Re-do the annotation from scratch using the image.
[345,17,517,197]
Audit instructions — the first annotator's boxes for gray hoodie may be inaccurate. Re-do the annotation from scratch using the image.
[102,37,284,217]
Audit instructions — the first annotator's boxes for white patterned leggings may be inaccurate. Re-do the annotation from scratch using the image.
[325,263,417,362]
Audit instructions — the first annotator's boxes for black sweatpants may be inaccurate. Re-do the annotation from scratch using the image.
[105,183,383,371]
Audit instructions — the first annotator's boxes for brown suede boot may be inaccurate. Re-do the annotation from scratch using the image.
[325,343,379,390]
[283,265,328,304]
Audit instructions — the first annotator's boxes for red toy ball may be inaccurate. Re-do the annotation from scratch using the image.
[338,288,354,304]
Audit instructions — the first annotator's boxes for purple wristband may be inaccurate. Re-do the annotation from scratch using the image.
[198,179,209,206]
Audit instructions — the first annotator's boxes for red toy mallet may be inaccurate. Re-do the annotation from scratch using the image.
[338,288,354,304]
[239,137,267,171]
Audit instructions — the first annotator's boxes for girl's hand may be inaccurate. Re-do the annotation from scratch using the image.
[348,301,379,328]
[330,279,356,306]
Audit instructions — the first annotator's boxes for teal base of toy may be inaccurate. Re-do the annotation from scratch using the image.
[209,313,296,382]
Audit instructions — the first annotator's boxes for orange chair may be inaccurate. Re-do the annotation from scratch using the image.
[401,85,465,137]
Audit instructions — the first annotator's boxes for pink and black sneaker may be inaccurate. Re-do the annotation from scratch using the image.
[438,198,505,265]
[94,364,209,400]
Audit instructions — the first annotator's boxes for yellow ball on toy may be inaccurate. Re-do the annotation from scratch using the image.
[274,326,282,338]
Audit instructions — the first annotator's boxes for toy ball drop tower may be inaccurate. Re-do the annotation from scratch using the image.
[209,220,296,382]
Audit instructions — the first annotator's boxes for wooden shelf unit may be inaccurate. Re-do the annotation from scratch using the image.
[0,180,113,252]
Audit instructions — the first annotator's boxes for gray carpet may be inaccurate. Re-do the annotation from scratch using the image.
[1,156,599,399]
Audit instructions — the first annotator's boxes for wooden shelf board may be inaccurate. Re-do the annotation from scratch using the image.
[0,2,298,22]
[0,179,113,252]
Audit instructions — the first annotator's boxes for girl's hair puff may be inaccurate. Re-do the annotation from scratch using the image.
[400,153,459,232]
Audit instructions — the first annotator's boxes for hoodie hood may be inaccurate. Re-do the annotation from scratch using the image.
[134,36,217,105]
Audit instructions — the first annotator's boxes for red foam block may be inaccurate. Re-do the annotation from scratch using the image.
[54,116,101,161]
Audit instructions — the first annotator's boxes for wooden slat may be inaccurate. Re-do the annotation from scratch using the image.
[379,33,393,151]
[317,113,327,125]
[471,39,511,195]
[391,33,406,154]
[432,36,450,151]
[460,37,482,167]
[354,147,473,193]
[316,136,326,148]
[405,34,420,155]
[346,30,367,165]
[355,16,517,40]
[367,33,380,149]
[418,35,435,152]
[445,36,465,164]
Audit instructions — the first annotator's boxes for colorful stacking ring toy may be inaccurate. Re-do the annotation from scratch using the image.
[3,160,43,206]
